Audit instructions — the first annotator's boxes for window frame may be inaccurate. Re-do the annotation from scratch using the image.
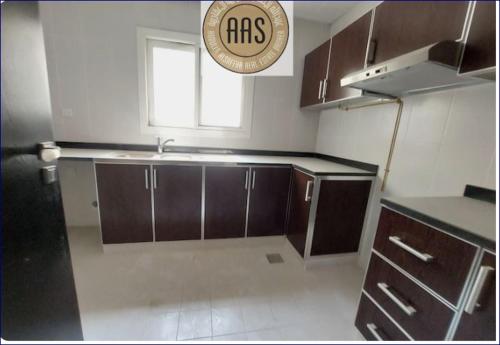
[137,27,254,138]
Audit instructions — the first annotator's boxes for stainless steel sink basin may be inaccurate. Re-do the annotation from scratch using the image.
[159,153,192,160]
[114,152,158,159]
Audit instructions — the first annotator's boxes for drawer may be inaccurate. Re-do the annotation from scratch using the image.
[355,293,410,341]
[374,207,477,305]
[364,254,454,340]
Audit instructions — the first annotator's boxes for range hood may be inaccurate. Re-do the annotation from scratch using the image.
[341,41,482,97]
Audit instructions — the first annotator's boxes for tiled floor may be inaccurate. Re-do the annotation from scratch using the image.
[67,227,365,341]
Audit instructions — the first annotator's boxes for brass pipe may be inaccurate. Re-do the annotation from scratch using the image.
[381,99,404,192]
[339,98,399,111]
[340,98,404,192]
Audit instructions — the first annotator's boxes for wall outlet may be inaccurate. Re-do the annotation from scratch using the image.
[62,108,73,118]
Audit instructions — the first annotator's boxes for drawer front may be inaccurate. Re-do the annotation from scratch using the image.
[364,254,454,340]
[355,294,410,341]
[374,207,477,305]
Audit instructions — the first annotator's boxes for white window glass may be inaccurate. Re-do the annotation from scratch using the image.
[200,51,243,128]
[147,39,196,128]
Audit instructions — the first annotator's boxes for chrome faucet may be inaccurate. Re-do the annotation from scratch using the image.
[157,137,175,153]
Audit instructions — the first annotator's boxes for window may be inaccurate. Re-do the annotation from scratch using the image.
[138,28,253,137]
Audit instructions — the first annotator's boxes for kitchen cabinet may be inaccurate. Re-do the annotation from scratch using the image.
[204,166,248,239]
[459,1,496,75]
[287,169,314,257]
[95,164,153,244]
[310,180,371,256]
[153,165,202,241]
[247,167,291,237]
[454,251,496,341]
[369,1,469,65]
[300,39,331,107]
[324,12,372,103]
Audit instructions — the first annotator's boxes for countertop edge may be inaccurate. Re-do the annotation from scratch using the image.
[380,198,496,251]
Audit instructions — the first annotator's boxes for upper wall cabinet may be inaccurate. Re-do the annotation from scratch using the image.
[324,12,372,103]
[459,1,496,77]
[300,39,331,107]
[369,1,469,65]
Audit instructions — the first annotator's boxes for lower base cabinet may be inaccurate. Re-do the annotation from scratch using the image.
[95,164,153,244]
[287,169,314,257]
[247,167,291,237]
[154,165,202,241]
[204,166,248,239]
[311,180,371,255]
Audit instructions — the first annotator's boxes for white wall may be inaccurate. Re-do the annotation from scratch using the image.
[39,1,330,152]
[317,83,497,268]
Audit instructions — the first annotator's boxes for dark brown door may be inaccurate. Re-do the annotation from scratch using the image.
[287,169,314,257]
[247,167,291,237]
[311,180,371,256]
[325,12,372,102]
[459,1,496,74]
[154,165,202,241]
[370,1,469,65]
[1,2,82,339]
[205,166,248,239]
[454,251,496,341]
[95,164,153,244]
[300,39,331,107]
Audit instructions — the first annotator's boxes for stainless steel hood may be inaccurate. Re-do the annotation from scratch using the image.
[341,41,483,97]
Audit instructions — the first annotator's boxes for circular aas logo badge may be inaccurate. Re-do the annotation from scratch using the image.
[203,1,289,74]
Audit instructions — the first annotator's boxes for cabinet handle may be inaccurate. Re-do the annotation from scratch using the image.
[322,79,328,98]
[388,236,434,263]
[144,169,149,190]
[245,170,249,190]
[464,265,494,314]
[366,323,384,341]
[252,171,256,189]
[377,282,416,316]
[153,168,157,189]
[304,180,313,202]
[318,80,324,100]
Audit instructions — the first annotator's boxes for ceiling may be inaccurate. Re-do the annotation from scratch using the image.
[294,1,359,24]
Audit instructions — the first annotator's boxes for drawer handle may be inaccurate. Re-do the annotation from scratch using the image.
[377,282,416,316]
[464,265,494,314]
[366,323,385,341]
[388,236,434,263]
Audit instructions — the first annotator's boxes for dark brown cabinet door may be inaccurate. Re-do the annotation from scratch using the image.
[205,166,248,239]
[370,1,469,65]
[324,12,372,102]
[96,164,153,244]
[454,251,496,341]
[154,165,202,241]
[311,180,371,256]
[247,167,291,237]
[300,39,331,107]
[287,169,314,257]
[459,1,496,74]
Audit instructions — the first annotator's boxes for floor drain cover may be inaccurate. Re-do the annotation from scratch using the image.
[266,253,284,264]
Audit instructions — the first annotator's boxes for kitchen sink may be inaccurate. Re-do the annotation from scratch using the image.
[159,153,192,160]
[113,152,158,159]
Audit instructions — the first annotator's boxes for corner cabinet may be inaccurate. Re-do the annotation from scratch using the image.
[286,168,373,259]
[95,163,154,244]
